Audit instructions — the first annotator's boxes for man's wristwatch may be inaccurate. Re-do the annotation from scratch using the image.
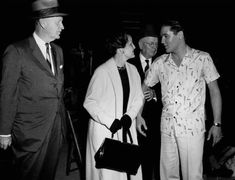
[213,122,221,127]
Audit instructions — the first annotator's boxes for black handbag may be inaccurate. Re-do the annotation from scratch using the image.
[94,130,141,175]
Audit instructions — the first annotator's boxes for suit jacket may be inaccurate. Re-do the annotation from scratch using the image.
[128,54,146,82]
[0,36,65,152]
[83,58,144,180]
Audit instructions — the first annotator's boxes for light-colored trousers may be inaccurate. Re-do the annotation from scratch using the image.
[160,132,204,180]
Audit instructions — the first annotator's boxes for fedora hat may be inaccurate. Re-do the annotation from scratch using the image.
[32,0,67,19]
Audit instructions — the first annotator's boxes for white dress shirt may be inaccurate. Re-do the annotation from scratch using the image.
[140,53,152,72]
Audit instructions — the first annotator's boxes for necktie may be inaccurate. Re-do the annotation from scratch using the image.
[144,59,150,72]
[45,43,54,74]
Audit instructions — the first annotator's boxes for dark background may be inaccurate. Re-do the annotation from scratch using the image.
[1,0,233,76]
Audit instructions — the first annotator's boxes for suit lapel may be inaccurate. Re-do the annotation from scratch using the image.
[128,56,145,82]
[134,57,145,82]
[29,36,55,77]
[105,58,123,118]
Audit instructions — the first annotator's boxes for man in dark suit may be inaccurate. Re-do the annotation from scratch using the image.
[128,23,162,180]
[0,0,67,179]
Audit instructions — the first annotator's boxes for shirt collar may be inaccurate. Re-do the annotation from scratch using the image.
[185,46,193,59]
[33,32,46,48]
[166,46,193,63]
[33,32,50,59]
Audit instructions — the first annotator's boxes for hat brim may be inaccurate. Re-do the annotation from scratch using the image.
[32,13,67,19]
[32,7,67,19]
[139,36,158,42]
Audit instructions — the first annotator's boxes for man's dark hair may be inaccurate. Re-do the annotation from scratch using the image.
[162,20,184,35]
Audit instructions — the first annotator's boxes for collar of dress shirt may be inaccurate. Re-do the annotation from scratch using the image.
[33,32,48,59]
[139,53,152,71]
[139,53,152,64]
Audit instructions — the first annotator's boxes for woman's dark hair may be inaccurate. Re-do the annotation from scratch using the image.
[162,20,184,35]
[105,32,129,57]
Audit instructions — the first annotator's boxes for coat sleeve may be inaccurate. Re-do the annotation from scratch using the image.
[126,66,144,120]
[0,45,21,134]
[83,67,114,129]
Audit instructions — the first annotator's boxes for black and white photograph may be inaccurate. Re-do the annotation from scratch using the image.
[0,0,234,180]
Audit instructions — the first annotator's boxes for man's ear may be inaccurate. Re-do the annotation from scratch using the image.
[138,39,143,50]
[117,48,124,54]
[178,31,184,40]
[38,19,46,29]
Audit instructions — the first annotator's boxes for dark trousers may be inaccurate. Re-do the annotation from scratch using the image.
[140,100,161,180]
[138,129,160,180]
[13,115,63,180]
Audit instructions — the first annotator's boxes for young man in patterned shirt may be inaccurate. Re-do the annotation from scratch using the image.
[142,20,223,180]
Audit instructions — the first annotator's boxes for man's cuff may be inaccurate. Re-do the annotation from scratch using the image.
[0,134,11,137]
[152,90,157,102]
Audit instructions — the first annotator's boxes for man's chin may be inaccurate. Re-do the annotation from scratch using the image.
[55,34,61,40]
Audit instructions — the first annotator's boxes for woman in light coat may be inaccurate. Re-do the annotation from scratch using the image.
[83,32,144,180]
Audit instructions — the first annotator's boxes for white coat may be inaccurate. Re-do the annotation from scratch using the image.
[83,58,144,180]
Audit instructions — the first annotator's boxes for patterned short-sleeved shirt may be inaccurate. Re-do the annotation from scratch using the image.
[145,47,220,137]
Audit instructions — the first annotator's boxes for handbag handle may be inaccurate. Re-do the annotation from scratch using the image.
[112,129,133,144]
[127,129,133,144]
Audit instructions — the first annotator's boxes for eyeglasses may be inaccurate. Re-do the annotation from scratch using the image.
[144,42,158,47]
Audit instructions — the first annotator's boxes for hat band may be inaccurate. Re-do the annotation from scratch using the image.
[33,7,61,18]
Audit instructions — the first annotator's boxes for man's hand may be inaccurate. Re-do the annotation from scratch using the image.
[207,125,223,146]
[136,115,148,137]
[0,136,12,150]
[144,88,155,102]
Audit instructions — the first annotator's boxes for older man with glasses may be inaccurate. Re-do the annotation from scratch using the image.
[128,23,162,180]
